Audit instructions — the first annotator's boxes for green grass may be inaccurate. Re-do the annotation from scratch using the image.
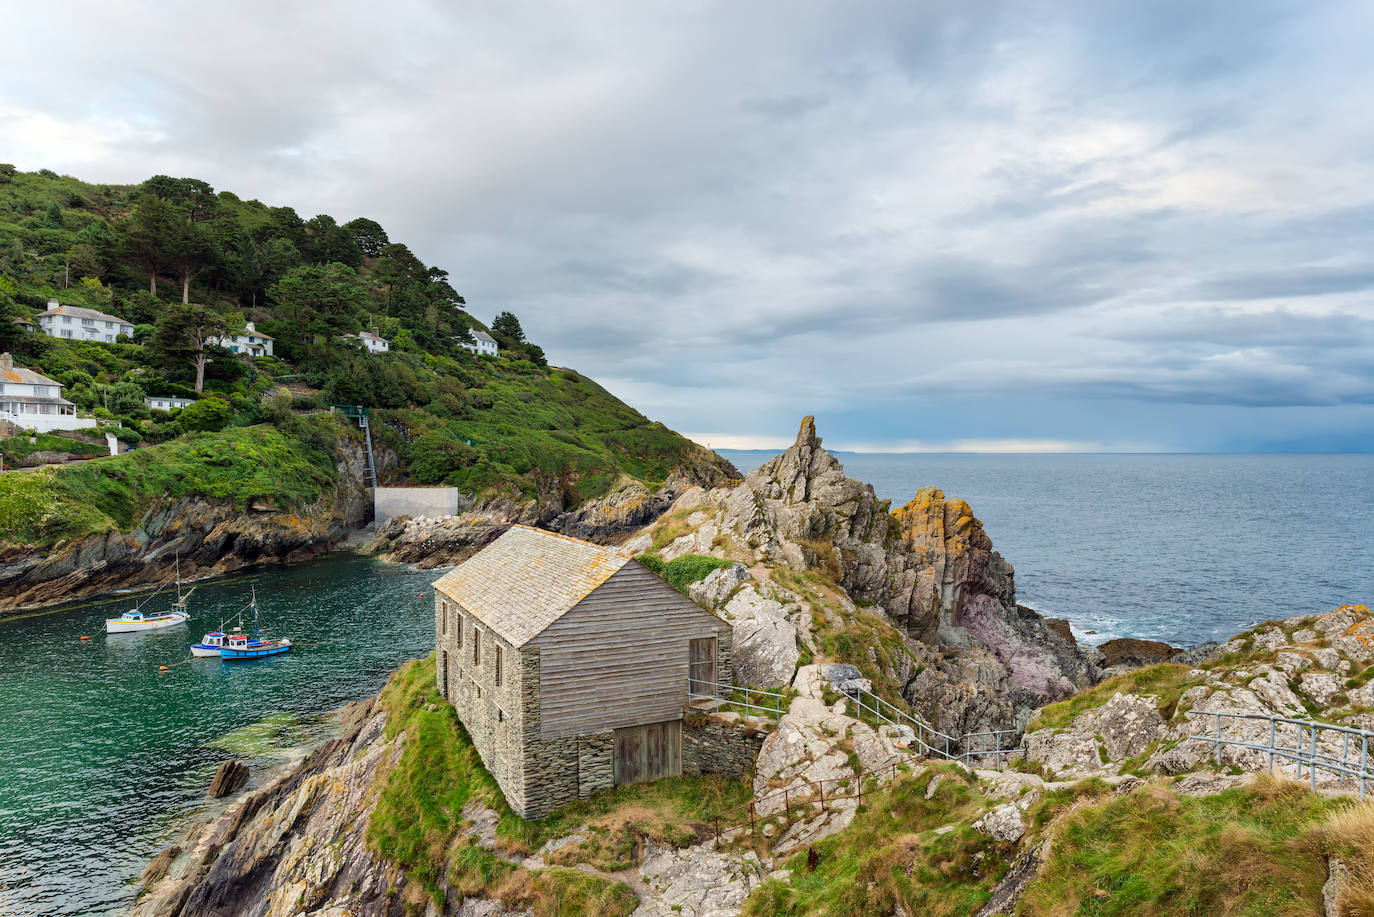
[1019,778,1344,916]
[367,655,751,914]
[741,765,1004,917]
[1028,663,1196,731]
[0,422,338,548]
[0,432,107,461]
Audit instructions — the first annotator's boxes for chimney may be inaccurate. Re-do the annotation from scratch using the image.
[0,353,11,370]
[47,298,59,312]
[245,321,255,332]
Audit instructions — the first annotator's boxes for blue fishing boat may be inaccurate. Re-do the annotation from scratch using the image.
[217,588,292,661]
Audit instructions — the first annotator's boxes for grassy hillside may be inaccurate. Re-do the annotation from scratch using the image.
[0,167,736,530]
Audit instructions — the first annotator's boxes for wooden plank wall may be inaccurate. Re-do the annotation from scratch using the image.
[614,720,682,785]
[533,562,727,740]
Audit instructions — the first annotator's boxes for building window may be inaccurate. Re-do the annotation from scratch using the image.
[473,627,480,665]
[455,613,463,648]
[440,599,448,634]
[494,645,502,687]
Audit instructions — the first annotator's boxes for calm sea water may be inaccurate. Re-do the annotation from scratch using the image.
[0,554,438,917]
[721,451,1374,647]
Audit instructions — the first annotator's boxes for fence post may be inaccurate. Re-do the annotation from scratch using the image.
[1215,713,1222,765]
[1342,732,1351,787]
[1268,718,1276,774]
[1311,725,1319,793]
[1361,735,1368,801]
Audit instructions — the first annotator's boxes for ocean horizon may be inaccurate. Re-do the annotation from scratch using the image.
[719,450,1374,649]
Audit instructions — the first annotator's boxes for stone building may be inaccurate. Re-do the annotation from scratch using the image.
[432,525,734,818]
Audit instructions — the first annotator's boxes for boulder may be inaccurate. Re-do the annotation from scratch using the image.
[1300,672,1343,707]
[688,563,751,609]
[1097,638,1182,669]
[972,804,1025,843]
[207,760,250,798]
[720,586,800,689]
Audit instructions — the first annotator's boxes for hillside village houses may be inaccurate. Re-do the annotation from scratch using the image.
[342,330,390,353]
[213,321,274,357]
[37,298,134,342]
[145,395,196,411]
[432,525,739,818]
[0,352,97,433]
[460,329,499,357]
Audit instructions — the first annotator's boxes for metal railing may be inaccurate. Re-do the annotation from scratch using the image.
[688,678,787,720]
[713,756,908,843]
[838,683,1021,770]
[1185,710,1374,799]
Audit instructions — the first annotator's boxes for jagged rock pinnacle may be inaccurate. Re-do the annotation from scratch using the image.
[796,415,818,447]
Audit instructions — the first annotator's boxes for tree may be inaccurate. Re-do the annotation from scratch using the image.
[118,197,177,294]
[167,215,218,303]
[0,274,22,352]
[147,304,231,394]
[179,397,230,432]
[342,217,389,257]
[270,262,368,331]
[491,311,525,342]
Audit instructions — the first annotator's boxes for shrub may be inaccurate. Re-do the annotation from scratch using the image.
[179,397,230,432]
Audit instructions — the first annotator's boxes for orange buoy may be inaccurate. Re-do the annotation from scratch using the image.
[159,665,169,671]
[419,592,425,597]
[80,635,90,641]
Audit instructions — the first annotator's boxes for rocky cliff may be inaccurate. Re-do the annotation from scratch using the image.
[0,438,371,613]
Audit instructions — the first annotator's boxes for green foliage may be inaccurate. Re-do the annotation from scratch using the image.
[0,432,107,461]
[178,397,230,432]
[0,424,336,548]
[639,553,732,592]
[1029,663,1194,731]
[491,310,525,341]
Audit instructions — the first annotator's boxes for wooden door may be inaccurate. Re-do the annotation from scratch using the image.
[613,720,682,785]
[689,637,716,695]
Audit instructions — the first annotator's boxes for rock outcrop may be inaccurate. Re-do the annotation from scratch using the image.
[715,418,1098,732]
[0,439,372,613]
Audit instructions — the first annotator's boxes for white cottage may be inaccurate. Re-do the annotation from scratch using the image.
[145,395,196,411]
[0,352,96,432]
[459,329,499,357]
[343,330,390,353]
[214,321,274,357]
[37,299,134,342]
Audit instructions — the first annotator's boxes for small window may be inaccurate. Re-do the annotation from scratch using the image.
[473,627,480,665]
[440,599,448,634]
[494,645,502,687]
[455,613,463,648]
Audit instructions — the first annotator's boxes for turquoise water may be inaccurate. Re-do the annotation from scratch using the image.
[722,451,1374,646]
[0,554,438,916]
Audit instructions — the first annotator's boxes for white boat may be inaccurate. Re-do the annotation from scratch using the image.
[105,559,195,634]
[106,608,189,633]
[191,631,228,656]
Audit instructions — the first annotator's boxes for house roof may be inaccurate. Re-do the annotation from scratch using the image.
[431,525,632,647]
[39,304,132,325]
[471,330,498,345]
[233,329,274,340]
[359,331,388,343]
[0,359,62,387]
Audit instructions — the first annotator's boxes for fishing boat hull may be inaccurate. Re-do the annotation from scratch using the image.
[106,612,189,634]
[221,639,291,660]
[190,644,222,657]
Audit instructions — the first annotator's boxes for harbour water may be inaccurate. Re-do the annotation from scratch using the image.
[723,451,1374,646]
[0,554,437,916]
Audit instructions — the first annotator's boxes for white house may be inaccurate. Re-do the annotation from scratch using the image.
[37,299,134,343]
[0,352,97,432]
[215,321,274,357]
[459,329,499,357]
[343,330,390,353]
[145,395,196,411]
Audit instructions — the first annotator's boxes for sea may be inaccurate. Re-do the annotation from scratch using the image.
[0,453,1371,914]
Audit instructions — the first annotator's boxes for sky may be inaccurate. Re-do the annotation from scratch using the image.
[4,1,1374,452]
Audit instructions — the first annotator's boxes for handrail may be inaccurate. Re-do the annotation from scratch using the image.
[1184,709,1374,799]
[838,683,1021,770]
[688,678,787,720]
[712,755,908,843]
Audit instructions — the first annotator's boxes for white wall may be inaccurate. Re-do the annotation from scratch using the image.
[374,486,460,524]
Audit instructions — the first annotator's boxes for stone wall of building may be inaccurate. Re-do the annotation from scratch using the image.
[682,709,768,779]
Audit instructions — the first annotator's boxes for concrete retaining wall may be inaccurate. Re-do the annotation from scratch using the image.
[375,486,459,524]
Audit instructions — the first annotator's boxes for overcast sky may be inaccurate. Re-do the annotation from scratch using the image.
[5,1,1374,451]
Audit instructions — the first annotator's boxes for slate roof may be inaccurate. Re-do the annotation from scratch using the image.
[39,304,132,325]
[1,363,61,387]
[431,525,631,647]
